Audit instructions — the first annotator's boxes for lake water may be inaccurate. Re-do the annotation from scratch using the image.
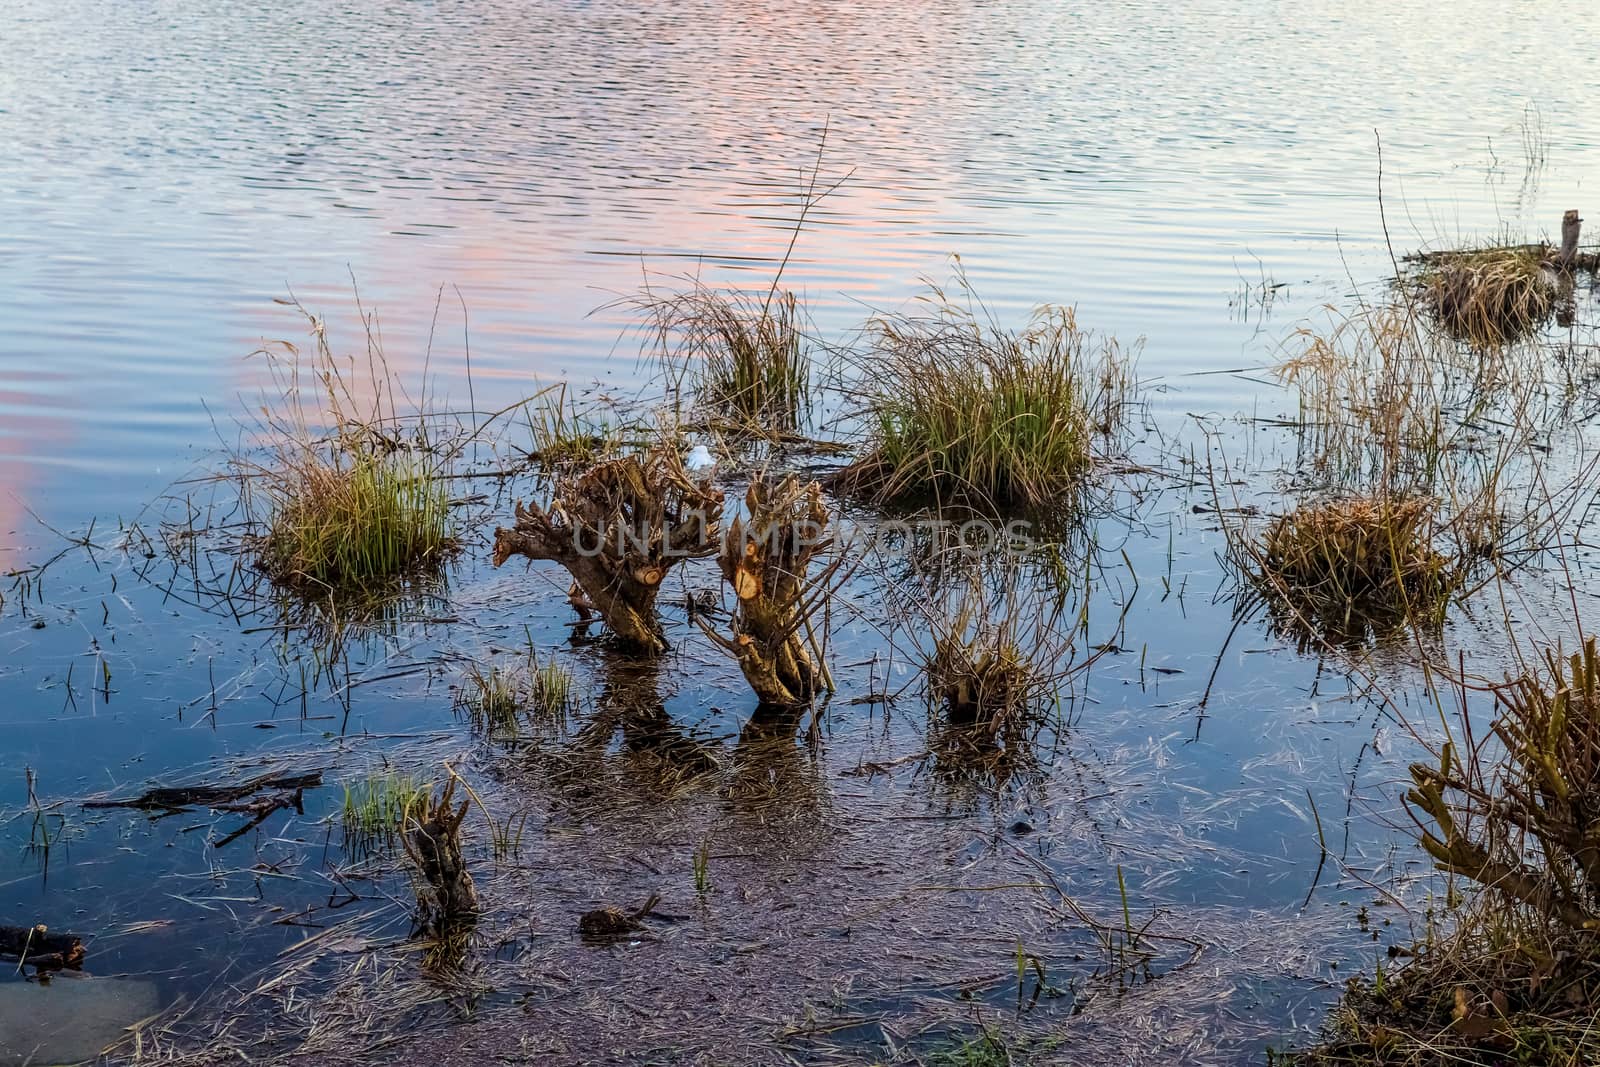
[3,1,1599,1064]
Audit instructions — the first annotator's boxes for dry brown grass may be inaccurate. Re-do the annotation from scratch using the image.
[1254,494,1465,641]
[1273,302,1542,494]
[1416,245,1554,345]
[916,572,1071,744]
[1234,296,1580,646]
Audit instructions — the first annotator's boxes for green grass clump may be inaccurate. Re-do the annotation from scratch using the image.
[258,449,455,593]
[528,651,575,719]
[341,770,429,855]
[456,663,524,740]
[840,279,1133,513]
[637,282,811,436]
[455,649,578,741]
[927,1028,1013,1067]
[524,383,623,472]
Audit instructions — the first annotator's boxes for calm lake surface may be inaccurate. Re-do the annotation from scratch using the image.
[4,2,1600,1064]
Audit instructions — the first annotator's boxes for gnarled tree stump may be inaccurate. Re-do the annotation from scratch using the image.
[404,777,479,932]
[700,474,832,708]
[492,447,724,654]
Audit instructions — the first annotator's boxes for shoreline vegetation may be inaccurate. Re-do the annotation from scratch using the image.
[8,192,1600,1067]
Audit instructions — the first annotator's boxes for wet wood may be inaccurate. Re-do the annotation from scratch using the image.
[578,892,661,938]
[84,770,322,812]
[699,474,832,707]
[0,924,85,969]
[212,788,307,848]
[492,447,723,654]
[1557,208,1583,269]
[403,778,479,931]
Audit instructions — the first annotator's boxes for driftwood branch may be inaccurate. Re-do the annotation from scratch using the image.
[0,924,85,970]
[212,788,306,848]
[493,447,724,654]
[84,770,323,812]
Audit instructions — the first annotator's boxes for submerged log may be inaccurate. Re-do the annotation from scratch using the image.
[492,447,724,654]
[0,924,85,969]
[578,892,661,939]
[698,474,833,708]
[84,770,322,812]
[403,777,479,931]
[212,788,307,849]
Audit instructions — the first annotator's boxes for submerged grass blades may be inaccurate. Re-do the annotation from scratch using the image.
[455,648,579,741]
[341,770,430,858]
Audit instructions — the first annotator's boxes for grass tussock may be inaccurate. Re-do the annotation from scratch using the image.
[637,281,811,437]
[455,649,578,740]
[258,450,454,593]
[242,298,460,596]
[1254,494,1467,641]
[1416,244,1554,345]
[920,575,1067,742]
[839,273,1135,514]
[523,382,624,472]
[1241,298,1582,645]
[1294,638,1600,1064]
[341,770,429,856]
[927,625,1034,733]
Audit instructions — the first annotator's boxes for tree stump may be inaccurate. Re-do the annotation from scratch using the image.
[700,474,832,708]
[404,778,479,931]
[1558,209,1583,270]
[493,447,724,654]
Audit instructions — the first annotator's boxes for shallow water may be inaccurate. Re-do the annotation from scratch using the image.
[4,1,1600,1064]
